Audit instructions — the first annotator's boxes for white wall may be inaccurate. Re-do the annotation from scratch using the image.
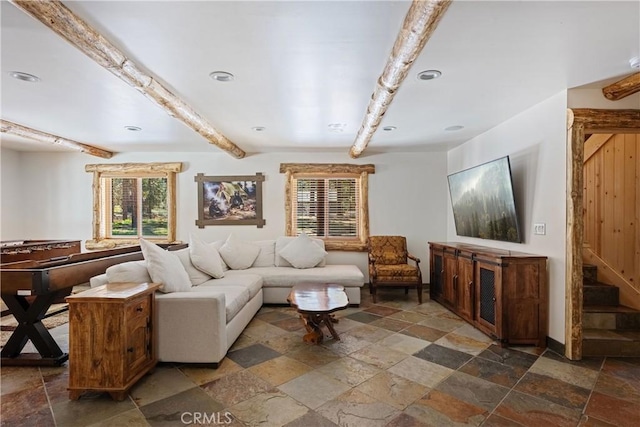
[568,88,640,109]
[447,91,568,344]
[0,149,448,280]
[0,148,24,240]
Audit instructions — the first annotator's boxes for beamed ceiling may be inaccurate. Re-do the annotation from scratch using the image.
[1,0,639,158]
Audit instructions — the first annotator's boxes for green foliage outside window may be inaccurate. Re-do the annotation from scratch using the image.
[110,177,168,237]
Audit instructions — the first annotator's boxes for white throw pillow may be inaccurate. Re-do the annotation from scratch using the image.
[106,260,151,284]
[189,234,225,278]
[174,247,211,286]
[278,233,328,269]
[275,236,327,267]
[139,239,192,293]
[210,240,229,271]
[218,234,260,270]
[252,240,276,267]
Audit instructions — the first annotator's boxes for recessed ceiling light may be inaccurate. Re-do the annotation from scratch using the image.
[252,126,266,132]
[209,71,235,82]
[445,125,464,131]
[9,71,40,83]
[382,126,397,131]
[630,57,640,69]
[417,70,442,81]
[124,125,142,131]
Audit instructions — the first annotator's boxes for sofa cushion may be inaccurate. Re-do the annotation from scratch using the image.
[195,274,263,300]
[219,234,260,270]
[188,285,250,322]
[190,234,225,279]
[106,260,151,284]
[252,240,276,267]
[174,247,211,286]
[140,239,192,293]
[277,233,328,268]
[275,236,326,267]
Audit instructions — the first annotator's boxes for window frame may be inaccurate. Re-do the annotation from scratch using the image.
[280,163,375,251]
[85,162,182,249]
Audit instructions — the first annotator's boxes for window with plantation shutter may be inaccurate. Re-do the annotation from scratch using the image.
[280,163,375,251]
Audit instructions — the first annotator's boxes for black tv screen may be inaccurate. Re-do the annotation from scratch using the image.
[447,156,521,243]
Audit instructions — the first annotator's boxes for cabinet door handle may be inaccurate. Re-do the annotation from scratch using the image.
[136,307,143,312]
[127,347,134,353]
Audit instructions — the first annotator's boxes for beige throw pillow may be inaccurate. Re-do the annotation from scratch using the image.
[189,234,225,278]
[139,239,192,293]
[278,233,328,269]
[105,260,151,284]
[174,247,211,286]
[275,236,327,267]
[218,234,260,270]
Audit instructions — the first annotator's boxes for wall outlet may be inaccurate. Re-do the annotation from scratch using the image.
[534,223,546,235]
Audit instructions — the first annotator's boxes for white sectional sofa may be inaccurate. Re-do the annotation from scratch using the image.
[89,235,365,365]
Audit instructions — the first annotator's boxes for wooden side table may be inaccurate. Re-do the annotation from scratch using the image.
[66,282,160,400]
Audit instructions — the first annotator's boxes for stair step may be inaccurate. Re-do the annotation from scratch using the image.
[583,264,598,282]
[583,282,619,306]
[582,329,640,357]
[583,305,640,330]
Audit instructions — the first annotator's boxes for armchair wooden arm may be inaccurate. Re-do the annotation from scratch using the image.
[407,253,421,265]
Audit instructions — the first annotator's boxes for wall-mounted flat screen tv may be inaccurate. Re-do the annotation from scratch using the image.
[447,156,522,243]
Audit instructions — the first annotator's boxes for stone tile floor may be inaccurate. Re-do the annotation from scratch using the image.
[1,289,639,426]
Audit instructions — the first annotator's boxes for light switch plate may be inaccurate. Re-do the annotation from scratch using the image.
[534,223,546,235]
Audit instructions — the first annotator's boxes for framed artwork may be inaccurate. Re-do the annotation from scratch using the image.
[195,173,266,228]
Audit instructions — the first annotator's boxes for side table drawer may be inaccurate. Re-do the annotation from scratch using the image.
[126,295,150,321]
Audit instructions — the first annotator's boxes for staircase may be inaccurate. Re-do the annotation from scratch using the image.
[582,264,640,357]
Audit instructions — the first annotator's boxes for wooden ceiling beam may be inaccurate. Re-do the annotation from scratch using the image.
[349,0,452,158]
[602,72,640,101]
[1,120,113,158]
[570,108,640,132]
[11,0,246,159]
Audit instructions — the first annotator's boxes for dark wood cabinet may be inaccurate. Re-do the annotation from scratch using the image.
[440,247,474,322]
[456,251,474,322]
[429,242,547,347]
[429,245,444,301]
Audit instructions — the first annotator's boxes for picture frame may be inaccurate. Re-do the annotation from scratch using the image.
[195,173,266,228]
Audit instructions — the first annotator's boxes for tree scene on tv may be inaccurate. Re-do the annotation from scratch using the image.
[448,158,521,243]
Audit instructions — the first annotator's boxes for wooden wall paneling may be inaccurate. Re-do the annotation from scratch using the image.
[584,134,612,162]
[613,135,625,271]
[594,150,602,253]
[636,135,640,288]
[623,134,637,283]
[584,157,594,247]
[602,140,615,265]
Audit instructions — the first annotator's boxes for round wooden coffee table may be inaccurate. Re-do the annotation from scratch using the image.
[287,284,349,344]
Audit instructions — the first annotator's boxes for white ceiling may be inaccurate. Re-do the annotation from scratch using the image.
[1,0,639,157]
